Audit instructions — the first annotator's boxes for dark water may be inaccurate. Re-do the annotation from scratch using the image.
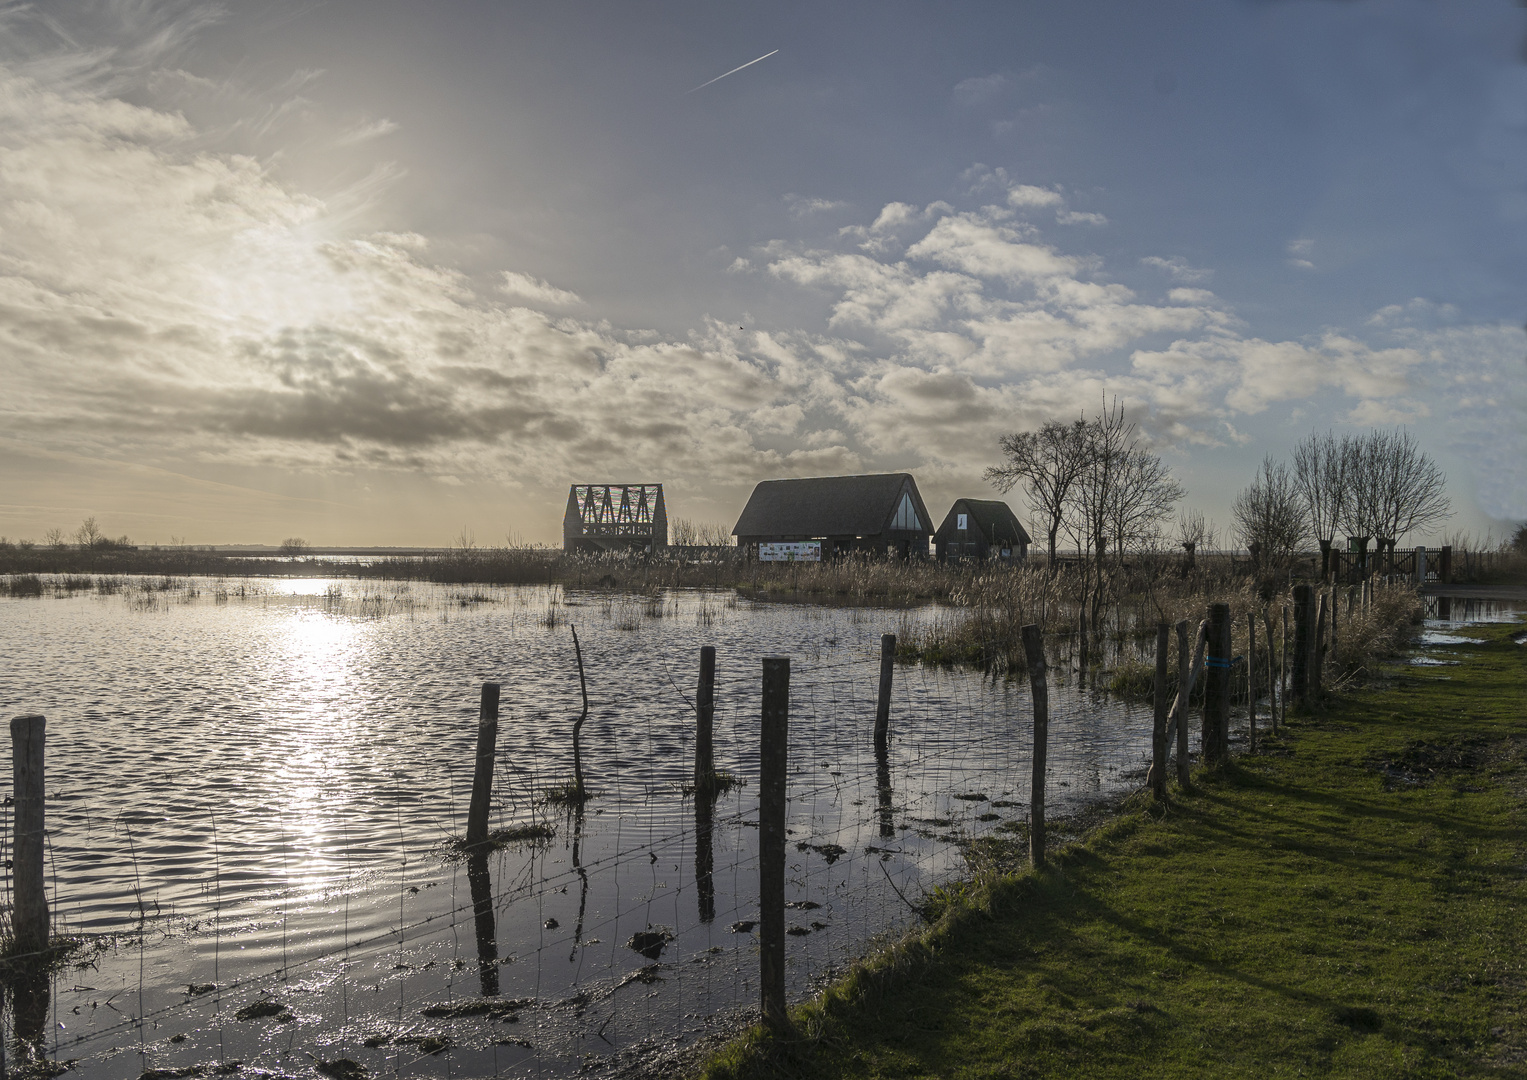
[0,576,1299,1077]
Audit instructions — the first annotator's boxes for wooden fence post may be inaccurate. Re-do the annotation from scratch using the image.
[1291,585,1312,709]
[1174,620,1192,785]
[1280,605,1289,728]
[874,633,895,757]
[11,714,49,955]
[466,683,500,847]
[695,646,716,793]
[1151,623,1170,801]
[759,657,791,1033]
[1020,625,1047,868]
[1203,604,1231,765]
[1312,590,1328,702]
[1247,613,1257,753]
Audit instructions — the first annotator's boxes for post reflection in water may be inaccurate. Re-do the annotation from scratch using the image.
[9,967,50,1071]
[569,805,589,963]
[876,752,895,839]
[467,854,499,997]
[694,794,716,924]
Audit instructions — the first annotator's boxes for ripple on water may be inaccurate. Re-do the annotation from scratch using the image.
[3,577,1167,1079]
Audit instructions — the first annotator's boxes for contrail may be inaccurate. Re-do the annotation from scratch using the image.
[687,49,779,93]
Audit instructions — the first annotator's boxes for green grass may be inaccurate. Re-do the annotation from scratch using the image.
[703,622,1526,1079]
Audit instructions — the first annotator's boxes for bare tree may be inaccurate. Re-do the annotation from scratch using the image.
[1232,456,1305,565]
[279,537,311,557]
[1062,397,1156,563]
[42,527,65,549]
[985,418,1091,562]
[1105,445,1185,556]
[74,517,103,549]
[1291,430,1347,575]
[668,519,732,547]
[1339,429,1451,549]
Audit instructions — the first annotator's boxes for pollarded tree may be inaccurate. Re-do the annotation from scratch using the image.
[1339,429,1451,550]
[1291,430,1347,575]
[984,417,1091,562]
[1232,456,1305,566]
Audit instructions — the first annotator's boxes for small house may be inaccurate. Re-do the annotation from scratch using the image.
[732,473,933,560]
[934,499,1030,563]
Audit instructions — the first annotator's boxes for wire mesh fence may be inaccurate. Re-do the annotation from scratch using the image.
[0,576,1325,1079]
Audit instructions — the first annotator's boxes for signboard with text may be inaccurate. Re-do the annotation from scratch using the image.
[758,541,822,562]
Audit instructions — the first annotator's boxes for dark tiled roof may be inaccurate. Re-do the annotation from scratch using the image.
[733,474,931,537]
[937,499,1031,545]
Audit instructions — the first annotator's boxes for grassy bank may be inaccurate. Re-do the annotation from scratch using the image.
[703,621,1526,1079]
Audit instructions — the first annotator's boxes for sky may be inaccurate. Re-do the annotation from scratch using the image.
[1,0,1523,548]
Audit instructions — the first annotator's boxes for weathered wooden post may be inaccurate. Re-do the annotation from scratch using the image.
[1174,620,1192,785]
[1247,613,1257,752]
[466,683,500,847]
[695,646,716,793]
[1439,545,1453,585]
[1020,625,1048,868]
[1312,590,1328,701]
[1262,608,1278,734]
[11,714,49,955]
[1291,585,1312,708]
[759,657,790,1032]
[1330,586,1340,672]
[1280,605,1289,728]
[1151,623,1170,801]
[1203,604,1231,764]
[874,633,895,757]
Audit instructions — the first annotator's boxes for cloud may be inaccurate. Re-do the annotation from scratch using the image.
[2,24,1515,533]
[784,193,849,218]
[1056,209,1108,226]
[499,271,584,307]
[1286,237,1315,270]
[336,117,399,146]
[1140,255,1212,283]
[952,74,1006,107]
[1006,184,1063,209]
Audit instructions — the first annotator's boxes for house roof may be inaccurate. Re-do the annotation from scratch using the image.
[732,473,932,537]
[937,499,1031,546]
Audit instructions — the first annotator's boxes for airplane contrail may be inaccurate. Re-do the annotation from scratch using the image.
[687,49,779,93]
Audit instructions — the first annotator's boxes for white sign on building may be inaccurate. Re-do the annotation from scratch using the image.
[758,541,822,562]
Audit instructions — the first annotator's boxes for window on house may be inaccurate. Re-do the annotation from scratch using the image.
[892,493,922,531]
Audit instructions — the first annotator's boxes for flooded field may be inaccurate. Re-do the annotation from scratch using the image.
[0,578,1507,1078]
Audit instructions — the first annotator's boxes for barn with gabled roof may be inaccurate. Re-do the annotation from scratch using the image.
[934,499,1030,563]
[732,473,933,560]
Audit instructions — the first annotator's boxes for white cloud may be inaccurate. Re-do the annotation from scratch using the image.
[1286,237,1315,270]
[1140,255,1212,283]
[870,202,919,231]
[952,74,1006,107]
[784,193,849,219]
[336,117,398,146]
[1057,209,1108,226]
[499,271,584,307]
[1006,184,1063,209]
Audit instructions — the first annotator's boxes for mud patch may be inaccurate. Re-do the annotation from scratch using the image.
[1371,738,1488,789]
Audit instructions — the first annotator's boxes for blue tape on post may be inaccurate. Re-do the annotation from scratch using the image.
[1206,656,1231,670]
